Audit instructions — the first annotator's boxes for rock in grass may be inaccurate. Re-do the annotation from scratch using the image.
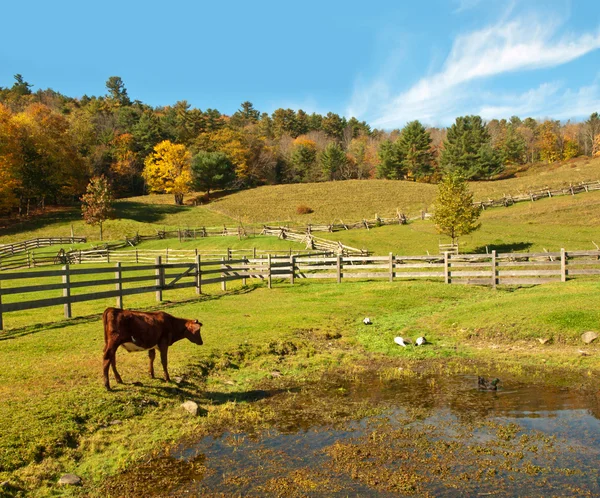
[581,331,598,344]
[181,400,200,416]
[58,474,82,486]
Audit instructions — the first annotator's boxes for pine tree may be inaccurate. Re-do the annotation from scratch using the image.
[432,172,481,245]
[396,120,433,180]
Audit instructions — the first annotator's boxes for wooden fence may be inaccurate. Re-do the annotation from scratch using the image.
[1,249,599,330]
[0,237,86,258]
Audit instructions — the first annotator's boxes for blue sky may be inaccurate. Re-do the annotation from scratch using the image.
[1,0,599,128]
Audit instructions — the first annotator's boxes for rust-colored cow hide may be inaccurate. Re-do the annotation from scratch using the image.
[102,307,203,390]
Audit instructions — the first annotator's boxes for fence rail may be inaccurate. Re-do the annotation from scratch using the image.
[1,248,599,330]
[0,237,86,257]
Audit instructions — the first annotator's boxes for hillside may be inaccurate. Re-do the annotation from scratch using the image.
[205,156,600,224]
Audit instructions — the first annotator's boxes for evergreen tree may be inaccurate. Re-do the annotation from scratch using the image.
[191,151,236,196]
[440,115,502,179]
[396,120,433,180]
[376,139,404,179]
[320,142,347,181]
[432,172,481,245]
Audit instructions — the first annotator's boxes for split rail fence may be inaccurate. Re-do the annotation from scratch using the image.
[1,249,599,330]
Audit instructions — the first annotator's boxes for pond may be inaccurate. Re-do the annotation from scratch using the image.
[163,372,600,496]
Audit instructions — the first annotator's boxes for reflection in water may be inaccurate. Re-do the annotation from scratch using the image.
[171,374,600,497]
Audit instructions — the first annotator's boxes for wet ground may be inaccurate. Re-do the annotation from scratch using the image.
[109,371,600,497]
[163,372,600,497]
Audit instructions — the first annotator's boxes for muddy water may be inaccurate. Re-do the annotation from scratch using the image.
[171,374,600,497]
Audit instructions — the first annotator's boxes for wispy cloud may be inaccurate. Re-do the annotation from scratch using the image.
[348,13,600,128]
[454,0,482,14]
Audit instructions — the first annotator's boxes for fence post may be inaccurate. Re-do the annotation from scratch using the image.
[268,254,272,289]
[106,250,110,264]
[336,254,342,284]
[491,250,497,289]
[221,257,227,291]
[115,262,123,308]
[155,256,163,302]
[62,265,72,319]
[227,248,232,260]
[561,248,567,282]
[135,248,139,264]
[242,257,248,287]
[0,279,4,331]
[290,255,295,284]
[196,254,202,295]
[389,252,394,282]
[444,252,450,284]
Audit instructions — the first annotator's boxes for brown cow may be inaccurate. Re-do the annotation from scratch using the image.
[102,307,203,390]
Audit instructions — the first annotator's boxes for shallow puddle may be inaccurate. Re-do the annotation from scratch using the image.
[171,373,600,496]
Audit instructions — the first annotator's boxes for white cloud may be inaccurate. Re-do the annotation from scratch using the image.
[454,0,482,14]
[348,13,600,128]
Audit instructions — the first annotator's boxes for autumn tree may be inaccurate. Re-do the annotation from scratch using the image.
[106,76,131,107]
[0,103,20,213]
[81,175,115,241]
[432,172,481,245]
[584,112,600,156]
[191,151,236,196]
[537,120,562,163]
[142,140,192,205]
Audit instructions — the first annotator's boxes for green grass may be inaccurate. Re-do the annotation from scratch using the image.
[1,276,599,495]
[0,197,236,245]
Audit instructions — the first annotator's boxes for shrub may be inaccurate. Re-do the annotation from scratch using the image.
[296,204,314,215]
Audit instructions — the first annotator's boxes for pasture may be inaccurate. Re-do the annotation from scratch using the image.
[2,156,600,495]
[1,278,599,495]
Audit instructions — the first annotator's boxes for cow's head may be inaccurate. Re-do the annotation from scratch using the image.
[184,319,203,345]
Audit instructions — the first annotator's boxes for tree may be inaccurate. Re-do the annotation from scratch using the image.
[81,175,114,241]
[105,76,131,106]
[319,142,347,181]
[396,120,433,180]
[191,151,236,196]
[376,139,404,179]
[440,115,503,179]
[432,172,481,245]
[585,112,600,156]
[142,140,192,205]
[290,138,317,182]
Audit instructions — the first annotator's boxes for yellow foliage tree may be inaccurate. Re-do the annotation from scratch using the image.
[143,140,192,205]
[0,104,20,213]
[593,134,600,157]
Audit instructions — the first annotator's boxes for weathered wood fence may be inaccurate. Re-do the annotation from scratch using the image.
[1,249,599,330]
[0,237,86,257]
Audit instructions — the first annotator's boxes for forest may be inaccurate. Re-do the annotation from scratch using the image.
[1,74,600,213]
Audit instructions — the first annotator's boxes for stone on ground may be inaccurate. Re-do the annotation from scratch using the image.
[181,400,199,416]
[581,331,598,344]
[58,474,82,486]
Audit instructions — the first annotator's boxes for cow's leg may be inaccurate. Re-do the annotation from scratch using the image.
[148,348,156,378]
[158,343,170,382]
[103,343,122,389]
[110,349,124,385]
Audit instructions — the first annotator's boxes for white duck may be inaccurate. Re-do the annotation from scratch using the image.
[415,337,427,346]
[363,317,372,325]
[394,337,411,347]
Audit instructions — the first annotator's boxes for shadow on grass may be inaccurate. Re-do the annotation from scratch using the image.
[471,242,533,254]
[0,207,81,237]
[114,201,193,224]
[0,285,260,342]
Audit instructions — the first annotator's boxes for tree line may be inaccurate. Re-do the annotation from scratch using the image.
[1,74,600,212]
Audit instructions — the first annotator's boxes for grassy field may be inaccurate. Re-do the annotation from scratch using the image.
[205,156,600,224]
[1,276,599,495]
[1,156,600,495]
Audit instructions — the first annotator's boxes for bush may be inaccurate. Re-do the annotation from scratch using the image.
[296,204,314,215]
